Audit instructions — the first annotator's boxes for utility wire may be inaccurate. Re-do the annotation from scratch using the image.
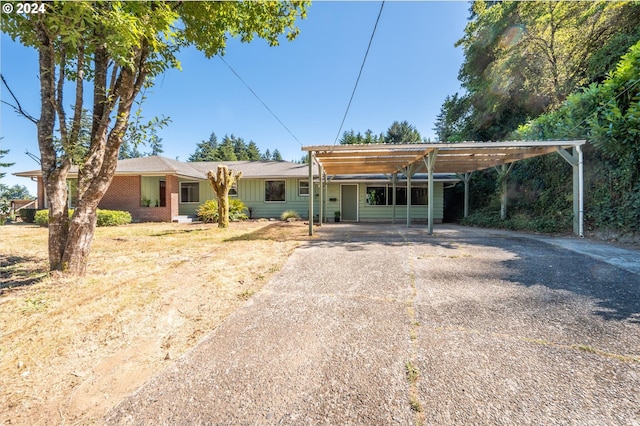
[333,1,385,145]
[218,55,302,146]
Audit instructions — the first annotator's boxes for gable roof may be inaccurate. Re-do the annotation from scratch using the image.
[13,156,314,180]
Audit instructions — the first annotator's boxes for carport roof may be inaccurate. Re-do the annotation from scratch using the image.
[302,140,586,175]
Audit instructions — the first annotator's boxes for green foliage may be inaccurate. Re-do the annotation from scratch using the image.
[96,210,132,227]
[228,199,249,222]
[197,199,219,223]
[514,40,640,233]
[447,0,640,141]
[35,209,131,227]
[189,132,273,162]
[339,121,423,145]
[0,198,10,225]
[1,184,33,200]
[19,209,37,223]
[198,198,248,223]
[280,210,300,221]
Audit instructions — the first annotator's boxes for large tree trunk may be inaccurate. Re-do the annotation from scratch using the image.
[207,166,242,229]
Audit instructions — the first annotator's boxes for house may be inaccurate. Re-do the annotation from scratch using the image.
[15,155,458,223]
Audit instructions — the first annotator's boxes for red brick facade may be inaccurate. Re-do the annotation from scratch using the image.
[99,175,178,222]
[37,175,179,222]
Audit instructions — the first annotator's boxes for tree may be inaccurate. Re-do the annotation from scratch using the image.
[272,149,283,161]
[1,184,33,200]
[262,149,272,161]
[189,132,219,162]
[207,165,242,228]
[246,141,261,161]
[0,147,14,181]
[2,1,309,275]
[453,0,640,140]
[433,93,472,142]
[384,120,422,144]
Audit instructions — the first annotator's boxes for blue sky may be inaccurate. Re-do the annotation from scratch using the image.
[1,1,470,195]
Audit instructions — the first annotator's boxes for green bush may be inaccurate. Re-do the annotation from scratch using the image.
[19,208,37,223]
[96,209,132,226]
[197,199,219,223]
[228,199,248,221]
[198,198,249,223]
[34,209,131,227]
[280,210,300,221]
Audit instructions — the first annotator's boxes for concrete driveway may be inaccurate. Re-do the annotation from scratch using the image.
[105,224,640,425]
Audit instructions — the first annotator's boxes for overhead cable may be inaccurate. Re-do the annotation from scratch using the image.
[218,55,302,146]
[333,1,385,145]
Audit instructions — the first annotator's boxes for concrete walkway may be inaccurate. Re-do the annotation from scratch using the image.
[105,224,640,425]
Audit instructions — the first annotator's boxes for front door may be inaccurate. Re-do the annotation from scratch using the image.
[341,184,358,221]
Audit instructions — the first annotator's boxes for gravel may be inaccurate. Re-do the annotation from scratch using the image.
[105,224,640,425]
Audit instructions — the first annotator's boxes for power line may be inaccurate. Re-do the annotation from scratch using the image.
[333,1,385,145]
[218,55,302,146]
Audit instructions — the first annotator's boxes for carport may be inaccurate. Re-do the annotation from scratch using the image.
[302,140,586,237]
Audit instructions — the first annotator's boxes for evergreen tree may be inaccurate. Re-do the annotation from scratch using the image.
[262,149,272,161]
[246,141,262,160]
[189,132,219,162]
[272,149,283,161]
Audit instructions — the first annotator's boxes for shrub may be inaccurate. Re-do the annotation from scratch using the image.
[198,198,249,223]
[197,199,219,223]
[19,208,37,223]
[96,209,132,226]
[229,199,248,221]
[0,198,10,225]
[280,210,300,221]
[34,209,131,227]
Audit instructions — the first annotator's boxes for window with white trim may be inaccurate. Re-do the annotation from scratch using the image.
[180,182,200,203]
[298,180,309,196]
[265,180,286,202]
[229,182,238,197]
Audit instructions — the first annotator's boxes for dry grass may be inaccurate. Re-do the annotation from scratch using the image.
[0,220,311,425]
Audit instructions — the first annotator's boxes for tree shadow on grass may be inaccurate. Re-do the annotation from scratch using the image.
[224,221,313,243]
[0,254,49,293]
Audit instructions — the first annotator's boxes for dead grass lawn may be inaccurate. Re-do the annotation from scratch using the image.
[0,220,311,424]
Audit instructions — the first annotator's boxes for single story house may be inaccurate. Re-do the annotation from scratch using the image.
[15,155,458,223]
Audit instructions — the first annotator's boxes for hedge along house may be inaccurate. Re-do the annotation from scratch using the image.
[303,140,587,236]
[14,155,457,223]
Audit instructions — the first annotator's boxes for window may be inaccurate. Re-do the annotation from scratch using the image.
[366,186,387,206]
[180,182,200,203]
[265,180,286,202]
[229,182,238,197]
[298,180,309,196]
[393,187,428,205]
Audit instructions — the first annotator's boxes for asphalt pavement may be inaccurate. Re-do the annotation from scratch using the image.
[105,224,640,425]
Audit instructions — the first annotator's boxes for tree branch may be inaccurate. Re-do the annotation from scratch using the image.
[0,74,38,124]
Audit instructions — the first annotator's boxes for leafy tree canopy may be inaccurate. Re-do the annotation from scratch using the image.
[1,0,309,274]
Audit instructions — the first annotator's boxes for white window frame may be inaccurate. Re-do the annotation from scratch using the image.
[180,181,200,204]
[264,180,286,203]
[229,182,238,197]
[298,180,309,197]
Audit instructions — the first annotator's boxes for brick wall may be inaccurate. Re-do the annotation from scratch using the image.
[98,174,180,222]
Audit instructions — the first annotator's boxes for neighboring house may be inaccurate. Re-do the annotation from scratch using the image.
[14,156,458,223]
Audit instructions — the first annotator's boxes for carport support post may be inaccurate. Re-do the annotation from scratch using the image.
[463,172,471,218]
[308,151,314,236]
[406,165,413,227]
[556,145,584,237]
[392,172,397,225]
[317,161,323,226]
[424,149,438,234]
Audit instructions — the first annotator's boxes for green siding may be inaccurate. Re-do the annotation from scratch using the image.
[178,178,445,221]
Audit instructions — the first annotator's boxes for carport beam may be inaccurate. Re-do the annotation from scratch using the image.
[556,145,585,237]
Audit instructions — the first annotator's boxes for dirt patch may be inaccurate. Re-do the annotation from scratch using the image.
[0,220,311,425]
